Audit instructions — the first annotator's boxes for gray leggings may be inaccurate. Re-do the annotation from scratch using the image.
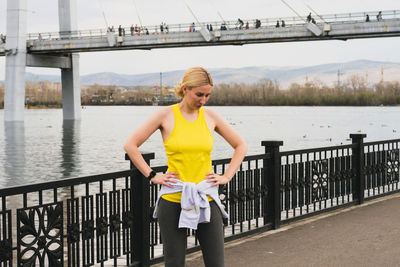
[157,198,225,267]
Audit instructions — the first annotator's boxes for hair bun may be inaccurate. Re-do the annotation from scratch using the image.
[174,81,184,98]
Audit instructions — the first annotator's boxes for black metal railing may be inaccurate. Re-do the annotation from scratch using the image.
[1,134,399,266]
[363,138,400,199]
[279,142,355,221]
[0,152,153,267]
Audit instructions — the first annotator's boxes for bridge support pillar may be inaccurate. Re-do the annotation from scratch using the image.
[59,0,81,120]
[4,0,27,122]
[61,54,81,120]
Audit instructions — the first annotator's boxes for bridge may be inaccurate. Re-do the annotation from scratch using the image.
[1,10,400,56]
[2,0,400,122]
[13,10,400,54]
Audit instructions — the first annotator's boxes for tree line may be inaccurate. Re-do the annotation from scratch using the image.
[208,78,400,106]
[0,75,399,108]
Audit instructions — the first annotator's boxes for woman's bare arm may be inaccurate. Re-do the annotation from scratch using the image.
[124,107,178,187]
[205,109,247,185]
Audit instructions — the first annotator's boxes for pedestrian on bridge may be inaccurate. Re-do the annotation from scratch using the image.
[312,17,316,24]
[255,19,261,28]
[130,24,137,36]
[237,18,244,29]
[307,12,312,22]
[377,11,383,21]
[124,67,247,267]
[118,25,122,36]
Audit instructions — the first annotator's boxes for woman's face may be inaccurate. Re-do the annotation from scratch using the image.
[183,84,212,109]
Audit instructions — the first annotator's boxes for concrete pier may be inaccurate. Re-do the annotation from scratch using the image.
[58,0,81,120]
[60,54,81,120]
[4,0,27,122]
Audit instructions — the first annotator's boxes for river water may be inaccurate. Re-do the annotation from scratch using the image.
[0,106,399,188]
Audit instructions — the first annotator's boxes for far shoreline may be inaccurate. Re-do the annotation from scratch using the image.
[1,104,399,110]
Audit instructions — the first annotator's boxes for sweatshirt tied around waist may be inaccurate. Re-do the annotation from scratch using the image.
[153,179,229,230]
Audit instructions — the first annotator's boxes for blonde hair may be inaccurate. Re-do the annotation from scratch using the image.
[174,67,213,98]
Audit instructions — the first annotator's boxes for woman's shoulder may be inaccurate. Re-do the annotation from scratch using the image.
[155,105,174,115]
[204,107,221,120]
[149,105,174,122]
[204,107,226,128]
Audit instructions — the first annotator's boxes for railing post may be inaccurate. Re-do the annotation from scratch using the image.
[350,134,367,205]
[261,140,283,229]
[125,152,155,267]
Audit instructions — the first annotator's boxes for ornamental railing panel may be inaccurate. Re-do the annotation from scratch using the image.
[280,145,354,221]
[364,140,400,198]
[0,170,135,267]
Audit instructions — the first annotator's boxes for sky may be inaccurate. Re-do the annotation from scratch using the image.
[0,0,399,80]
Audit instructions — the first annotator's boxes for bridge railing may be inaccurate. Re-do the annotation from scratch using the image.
[1,134,399,266]
[25,9,400,42]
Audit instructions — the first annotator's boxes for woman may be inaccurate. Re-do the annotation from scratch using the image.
[124,67,247,267]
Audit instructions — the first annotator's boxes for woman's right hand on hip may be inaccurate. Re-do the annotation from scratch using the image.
[151,172,179,188]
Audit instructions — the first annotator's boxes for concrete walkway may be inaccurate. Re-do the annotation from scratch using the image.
[183,193,400,267]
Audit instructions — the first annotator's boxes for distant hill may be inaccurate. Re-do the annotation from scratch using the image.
[3,60,399,89]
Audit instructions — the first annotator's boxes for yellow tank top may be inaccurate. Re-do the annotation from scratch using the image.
[162,104,214,203]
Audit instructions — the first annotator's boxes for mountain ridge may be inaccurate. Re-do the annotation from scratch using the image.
[2,59,398,88]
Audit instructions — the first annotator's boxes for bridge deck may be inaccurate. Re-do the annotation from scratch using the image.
[0,10,399,56]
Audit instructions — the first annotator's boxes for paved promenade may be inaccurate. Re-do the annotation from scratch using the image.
[183,193,400,267]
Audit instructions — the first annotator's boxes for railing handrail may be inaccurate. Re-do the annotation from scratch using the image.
[0,169,131,197]
[363,138,400,146]
[281,143,354,156]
